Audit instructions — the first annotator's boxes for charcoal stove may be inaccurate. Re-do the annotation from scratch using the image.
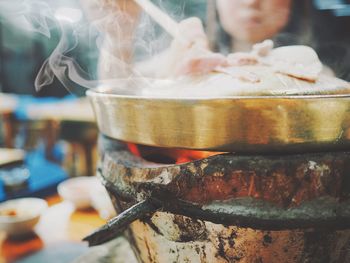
[84,135,350,263]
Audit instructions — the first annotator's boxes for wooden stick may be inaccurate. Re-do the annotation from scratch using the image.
[83,199,160,246]
[133,0,179,38]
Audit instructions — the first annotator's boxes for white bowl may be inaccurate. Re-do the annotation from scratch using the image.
[90,181,116,220]
[57,177,96,209]
[0,198,48,236]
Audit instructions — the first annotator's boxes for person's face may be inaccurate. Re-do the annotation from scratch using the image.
[217,0,292,43]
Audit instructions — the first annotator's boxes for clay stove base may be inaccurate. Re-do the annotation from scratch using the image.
[97,136,350,263]
[129,214,350,263]
[77,226,350,263]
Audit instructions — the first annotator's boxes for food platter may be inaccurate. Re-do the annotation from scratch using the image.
[87,86,350,153]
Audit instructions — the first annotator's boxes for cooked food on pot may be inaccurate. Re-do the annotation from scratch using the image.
[139,40,349,98]
[87,0,350,153]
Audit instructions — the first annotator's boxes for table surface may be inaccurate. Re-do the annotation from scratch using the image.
[25,98,95,123]
[0,93,95,123]
[0,151,69,202]
[0,195,106,263]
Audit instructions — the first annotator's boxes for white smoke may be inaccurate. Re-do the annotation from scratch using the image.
[34,10,99,92]
[0,0,191,94]
[0,0,52,38]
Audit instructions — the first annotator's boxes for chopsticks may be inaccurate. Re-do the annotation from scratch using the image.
[133,0,179,38]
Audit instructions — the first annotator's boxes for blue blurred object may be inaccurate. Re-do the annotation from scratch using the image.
[0,150,68,202]
[314,0,350,16]
[0,94,82,201]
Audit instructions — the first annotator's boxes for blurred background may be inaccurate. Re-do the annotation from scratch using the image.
[0,0,349,262]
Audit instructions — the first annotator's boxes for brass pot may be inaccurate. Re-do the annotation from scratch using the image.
[88,87,350,153]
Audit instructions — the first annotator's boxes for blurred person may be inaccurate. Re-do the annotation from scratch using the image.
[84,0,348,80]
[80,0,141,80]
[216,0,293,52]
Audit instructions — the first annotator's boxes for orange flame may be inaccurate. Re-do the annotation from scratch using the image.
[127,143,223,164]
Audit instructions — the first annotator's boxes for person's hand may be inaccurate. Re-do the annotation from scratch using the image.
[82,0,140,54]
[81,0,141,78]
[82,0,140,38]
[161,17,227,77]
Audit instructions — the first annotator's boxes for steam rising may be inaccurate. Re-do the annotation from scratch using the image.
[0,0,52,38]
[0,0,96,92]
[35,9,98,92]
[1,0,348,94]
[0,0,175,93]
